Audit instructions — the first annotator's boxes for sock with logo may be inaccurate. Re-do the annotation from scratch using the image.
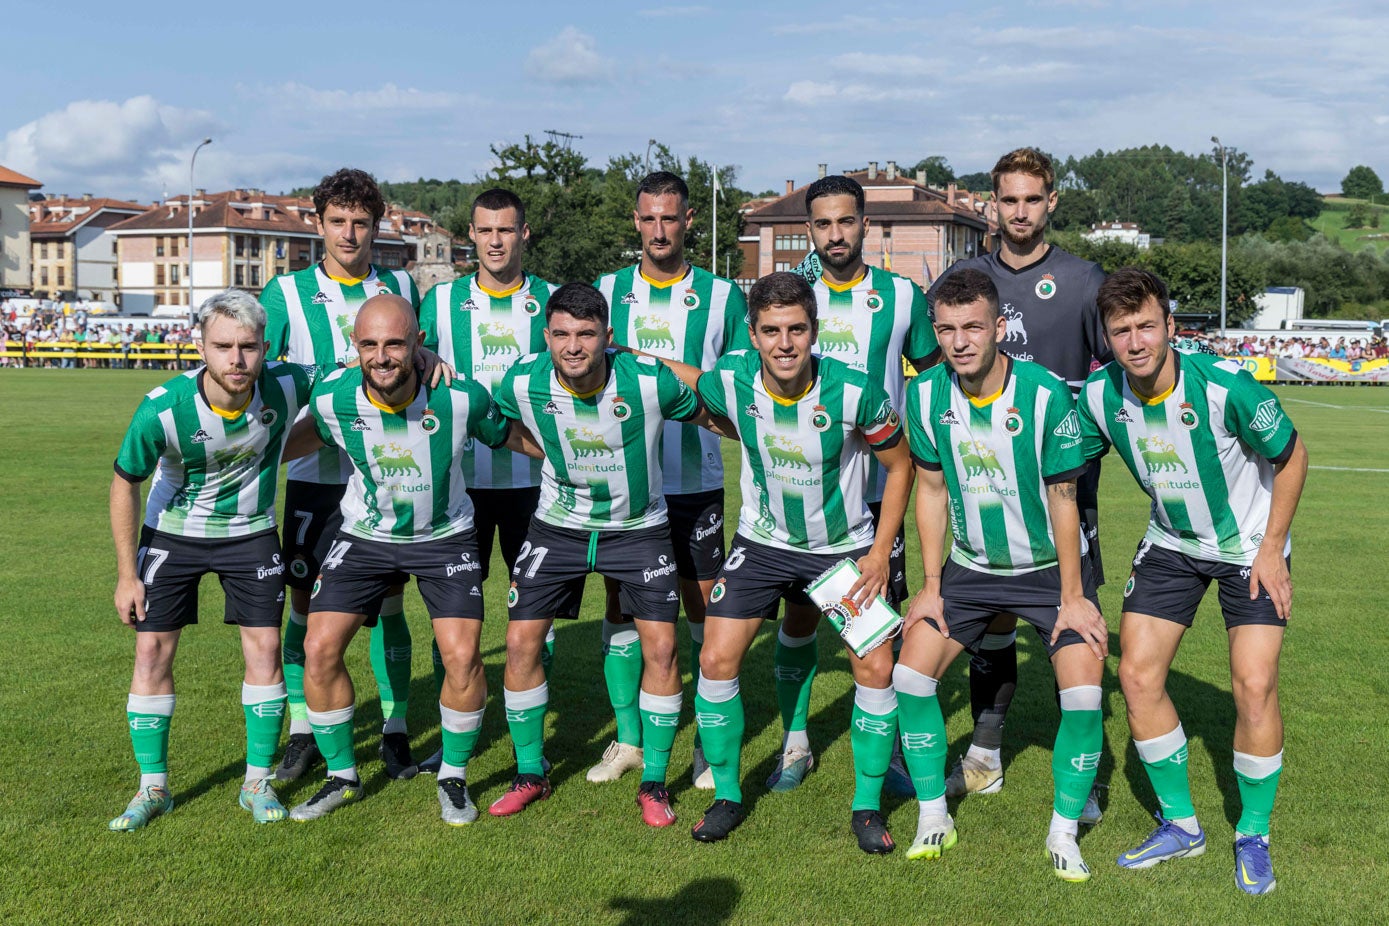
[1233,750,1283,837]
[242,682,287,781]
[307,705,358,781]
[1135,724,1197,829]
[892,664,948,802]
[1053,686,1103,820]
[850,684,899,812]
[504,683,548,777]
[774,628,818,745]
[602,622,643,747]
[127,692,175,789]
[638,690,682,784]
[968,632,1017,751]
[370,595,411,733]
[695,673,744,803]
[439,704,485,780]
[282,610,310,735]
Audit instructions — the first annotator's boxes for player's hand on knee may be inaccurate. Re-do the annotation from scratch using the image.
[114,578,147,626]
[905,588,945,638]
[849,551,890,608]
[1249,547,1292,620]
[1054,596,1107,661]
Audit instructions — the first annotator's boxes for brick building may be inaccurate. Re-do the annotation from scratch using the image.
[29,195,146,301]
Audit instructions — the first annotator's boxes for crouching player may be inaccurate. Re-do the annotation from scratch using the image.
[898,269,1108,880]
[682,272,914,852]
[284,294,534,824]
[1080,269,1306,895]
[109,289,311,829]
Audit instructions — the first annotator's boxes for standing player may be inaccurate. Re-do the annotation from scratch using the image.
[284,295,529,823]
[683,272,914,852]
[261,168,423,782]
[763,174,937,793]
[898,269,1107,880]
[592,170,750,787]
[1078,269,1306,895]
[108,290,310,830]
[415,188,557,775]
[926,149,1111,815]
[488,283,715,827]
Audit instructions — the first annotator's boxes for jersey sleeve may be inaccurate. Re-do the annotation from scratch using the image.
[307,380,338,447]
[904,284,939,362]
[404,272,422,311]
[856,380,904,450]
[114,398,165,482]
[656,359,702,422]
[260,279,290,360]
[419,284,441,352]
[1039,383,1087,483]
[1076,376,1112,461]
[463,379,511,449]
[698,352,739,419]
[1081,263,1113,367]
[904,377,940,470]
[723,285,752,351]
[494,364,522,422]
[284,360,314,409]
[1219,365,1297,461]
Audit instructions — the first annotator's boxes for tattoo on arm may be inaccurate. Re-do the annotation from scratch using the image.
[1050,482,1078,501]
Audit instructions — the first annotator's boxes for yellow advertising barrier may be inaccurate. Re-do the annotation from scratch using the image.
[1218,356,1276,382]
[1,340,200,363]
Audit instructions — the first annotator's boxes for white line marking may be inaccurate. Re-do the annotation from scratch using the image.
[1310,465,1389,473]
[1280,396,1389,414]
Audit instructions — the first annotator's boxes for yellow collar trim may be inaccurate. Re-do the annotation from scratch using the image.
[821,270,866,293]
[326,270,369,286]
[1133,381,1176,405]
[208,394,252,419]
[765,376,814,406]
[366,388,415,414]
[639,266,689,289]
[478,278,524,298]
[558,377,605,400]
[965,383,1004,408]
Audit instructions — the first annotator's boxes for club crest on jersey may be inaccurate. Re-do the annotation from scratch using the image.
[375,282,391,295]
[810,405,832,431]
[682,289,700,310]
[523,295,541,316]
[1178,402,1199,430]
[421,411,440,434]
[1003,407,1024,435]
[865,290,883,312]
[260,408,278,427]
[1035,274,1057,300]
[611,396,631,421]
[543,400,561,415]
[311,291,329,305]
[710,579,726,603]
[190,428,213,443]
[507,582,519,608]
[621,292,639,305]
[939,409,962,426]
[350,416,369,432]
[1114,407,1136,424]
[459,297,479,312]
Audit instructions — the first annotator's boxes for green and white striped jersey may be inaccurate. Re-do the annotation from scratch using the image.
[813,266,937,501]
[494,350,701,531]
[261,263,421,485]
[310,369,509,543]
[597,264,751,495]
[698,351,903,554]
[906,357,1087,576]
[421,273,555,490]
[115,362,311,538]
[1078,351,1298,565]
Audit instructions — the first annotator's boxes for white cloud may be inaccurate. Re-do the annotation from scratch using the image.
[264,82,464,112]
[783,80,935,107]
[525,27,616,84]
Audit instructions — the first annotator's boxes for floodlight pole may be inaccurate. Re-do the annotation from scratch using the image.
[188,137,212,326]
[1212,135,1228,339]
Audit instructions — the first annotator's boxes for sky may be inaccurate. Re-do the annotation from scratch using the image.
[3,0,1386,203]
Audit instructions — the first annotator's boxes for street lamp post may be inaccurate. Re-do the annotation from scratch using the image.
[1211,135,1228,339]
[188,137,212,325]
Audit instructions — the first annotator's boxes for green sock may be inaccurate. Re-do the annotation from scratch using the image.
[1234,751,1283,836]
[282,613,308,727]
[695,679,744,803]
[1052,707,1103,819]
[639,691,682,783]
[1137,730,1196,820]
[370,605,412,727]
[849,686,898,811]
[541,627,555,678]
[440,705,484,771]
[602,626,643,746]
[126,693,174,775]
[774,631,818,738]
[504,684,548,776]
[896,690,948,801]
[242,683,287,773]
[307,707,357,776]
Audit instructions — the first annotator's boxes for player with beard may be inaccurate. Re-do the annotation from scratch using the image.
[925,149,1110,821]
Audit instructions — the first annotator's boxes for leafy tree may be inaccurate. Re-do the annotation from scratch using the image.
[1263,215,1313,243]
[909,156,955,187]
[955,171,992,193]
[1346,203,1373,229]
[1050,189,1099,232]
[1341,165,1383,201]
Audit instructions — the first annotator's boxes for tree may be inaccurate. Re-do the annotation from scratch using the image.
[1341,165,1383,201]
[1346,203,1372,229]
[955,171,992,193]
[909,156,955,187]
[1050,189,1099,232]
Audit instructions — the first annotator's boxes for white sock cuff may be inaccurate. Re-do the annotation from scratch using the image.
[1233,750,1283,780]
[688,622,704,644]
[1134,724,1187,764]
[1058,685,1103,712]
[503,683,548,711]
[544,627,556,644]
[980,632,1016,651]
[380,594,404,614]
[288,609,308,627]
[854,683,897,714]
[307,705,354,727]
[127,693,175,716]
[777,628,816,648]
[892,663,938,697]
[607,629,640,648]
[439,704,485,734]
[697,672,739,703]
[242,682,286,705]
[639,690,682,714]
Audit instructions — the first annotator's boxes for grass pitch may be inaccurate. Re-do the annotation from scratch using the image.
[1,371,1387,925]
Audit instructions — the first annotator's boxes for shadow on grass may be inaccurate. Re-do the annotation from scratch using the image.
[609,876,741,926]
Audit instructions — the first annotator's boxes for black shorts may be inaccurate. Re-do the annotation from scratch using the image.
[507,519,680,623]
[665,489,726,581]
[928,557,1101,657]
[706,533,872,621]
[309,530,485,622]
[1122,540,1288,629]
[867,500,909,608]
[282,481,347,590]
[1076,459,1104,587]
[468,486,541,580]
[135,527,285,632]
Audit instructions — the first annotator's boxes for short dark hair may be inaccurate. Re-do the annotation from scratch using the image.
[546,282,609,326]
[637,171,689,206]
[1097,267,1170,326]
[312,168,385,223]
[991,148,1055,194]
[747,272,817,328]
[931,268,1000,321]
[471,188,525,226]
[805,174,864,215]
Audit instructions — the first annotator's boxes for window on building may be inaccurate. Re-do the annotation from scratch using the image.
[774,262,791,273]
[112,240,118,257]
[39,242,47,260]
[155,265,165,286]
[234,236,245,257]
[156,238,165,257]
[40,267,48,285]
[170,264,180,285]
[112,267,119,281]
[250,238,261,257]
[773,234,809,252]
[250,266,260,287]
[234,265,245,286]
[171,237,181,257]
[57,267,65,286]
